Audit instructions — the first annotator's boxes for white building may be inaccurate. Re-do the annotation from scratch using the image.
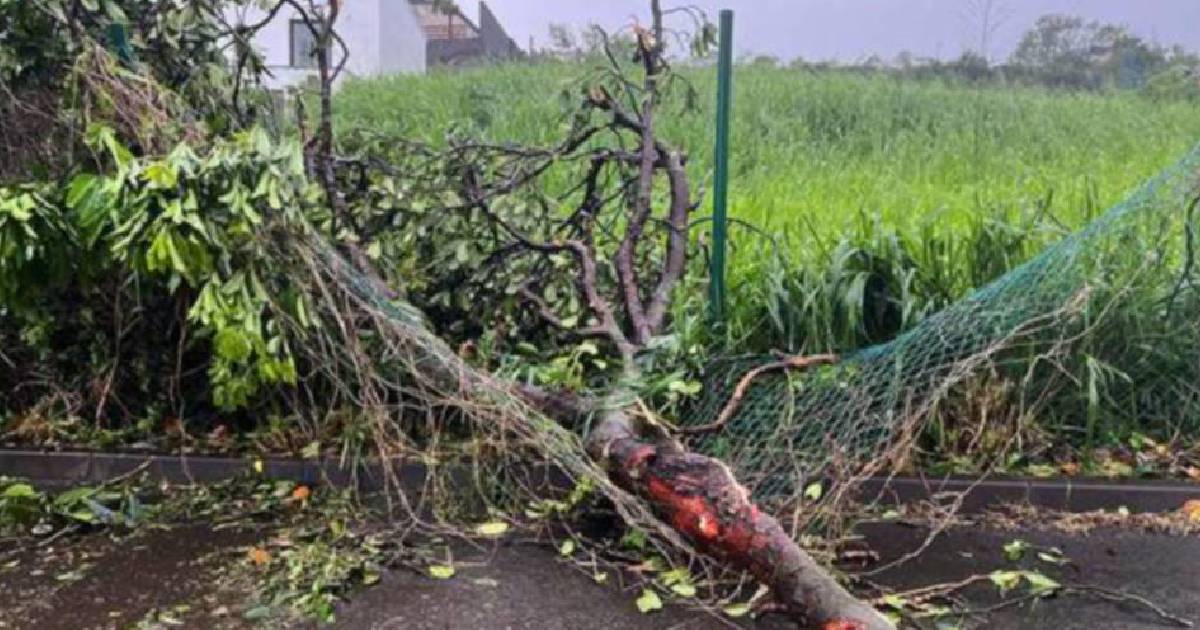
[230,1,521,90]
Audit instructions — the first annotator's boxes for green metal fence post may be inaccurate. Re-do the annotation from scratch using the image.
[709,9,734,323]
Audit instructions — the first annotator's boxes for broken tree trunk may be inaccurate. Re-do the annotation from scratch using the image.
[308,244,891,629]
[586,396,894,630]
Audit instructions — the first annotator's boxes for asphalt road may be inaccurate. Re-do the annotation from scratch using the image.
[326,524,1200,630]
[1,521,1196,629]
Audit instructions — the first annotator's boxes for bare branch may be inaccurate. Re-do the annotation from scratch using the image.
[678,354,840,435]
[643,147,690,333]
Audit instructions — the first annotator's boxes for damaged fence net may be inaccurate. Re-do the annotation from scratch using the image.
[684,142,1200,512]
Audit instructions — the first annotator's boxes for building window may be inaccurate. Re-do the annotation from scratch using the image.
[290,20,318,68]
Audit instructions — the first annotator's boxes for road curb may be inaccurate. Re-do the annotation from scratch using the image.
[2,449,1197,513]
[0,449,413,490]
[858,475,1200,514]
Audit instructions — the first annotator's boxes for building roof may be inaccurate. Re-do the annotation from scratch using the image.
[409,1,479,41]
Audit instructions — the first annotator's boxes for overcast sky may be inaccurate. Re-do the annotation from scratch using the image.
[473,1,1200,63]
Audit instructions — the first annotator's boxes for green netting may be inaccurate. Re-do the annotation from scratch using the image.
[281,139,1200,537]
[685,144,1200,501]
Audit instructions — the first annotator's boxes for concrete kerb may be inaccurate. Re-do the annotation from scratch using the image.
[2,449,1198,513]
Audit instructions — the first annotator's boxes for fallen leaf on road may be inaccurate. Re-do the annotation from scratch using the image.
[1182,500,1200,522]
[428,564,455,579]
[248,547,271,566]
[636,589,663,613]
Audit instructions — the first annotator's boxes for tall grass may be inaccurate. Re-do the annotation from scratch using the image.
[333,62,1200,357]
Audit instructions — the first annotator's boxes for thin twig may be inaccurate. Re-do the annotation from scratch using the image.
[1066,585,1194,628]
[678,354,839,435]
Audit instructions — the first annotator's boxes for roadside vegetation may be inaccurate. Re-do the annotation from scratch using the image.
[3,0,1200,627]
[331,63,1200,471]
[335,63,1200,352]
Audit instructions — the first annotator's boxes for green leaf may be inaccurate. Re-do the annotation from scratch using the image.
[65,174,98,208]
[659,568,689,586]
[803,482,824,501]
[1026,464,1057,478]
[53,486,96,508]
[723,603,751,618]
[143,161,178,188]
[559,540,575,556]
[667,380,702,396]
[989,570,1022,594]
[1101,460,1135,478]
[669,582,696,598]
[214,328,253,363]
[2,483,38,499]
[1023,571,1061,595]
[301,441,321,460]
[620,530,647,551]
[475,521,509,537]
[635,589,662,613]
[428,564,456,579]
[1003,539,1029,561]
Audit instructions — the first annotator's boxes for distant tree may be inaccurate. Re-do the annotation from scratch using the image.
[541,23,637,61]
[1166,44,1200,67]
[949,50,993,82]
[1010,14,1093,86]
[1143,64,1200,102]
[546,23,579,55]
[861,54,887,71]
[1010,14,1168,89]
[894,50,917,71]
[748,54,780,68]
[961,0,1012,62]
[1095,24,1168,88]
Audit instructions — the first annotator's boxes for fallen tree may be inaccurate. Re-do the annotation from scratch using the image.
[278,2,892,627]
[2,0,892,625]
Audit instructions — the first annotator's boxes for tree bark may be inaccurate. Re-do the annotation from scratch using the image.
[586,398,893,630]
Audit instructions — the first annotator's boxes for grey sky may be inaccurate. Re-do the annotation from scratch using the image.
[471,1,1200,63]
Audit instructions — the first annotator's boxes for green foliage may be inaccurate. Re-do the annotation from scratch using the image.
[0,0,236,90]
[0,479,45,526]
[1006,14,1197,91]
[0,184,77,305]
[1143,65,1200,103]
[228,481,397,624]
[2,125,321,428]
[78,127,312,409]
[0,476,151,532]
[333,63,1200,359]
[0,0,259,181]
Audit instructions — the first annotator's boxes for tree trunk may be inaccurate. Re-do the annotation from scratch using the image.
[586,398,893,630]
